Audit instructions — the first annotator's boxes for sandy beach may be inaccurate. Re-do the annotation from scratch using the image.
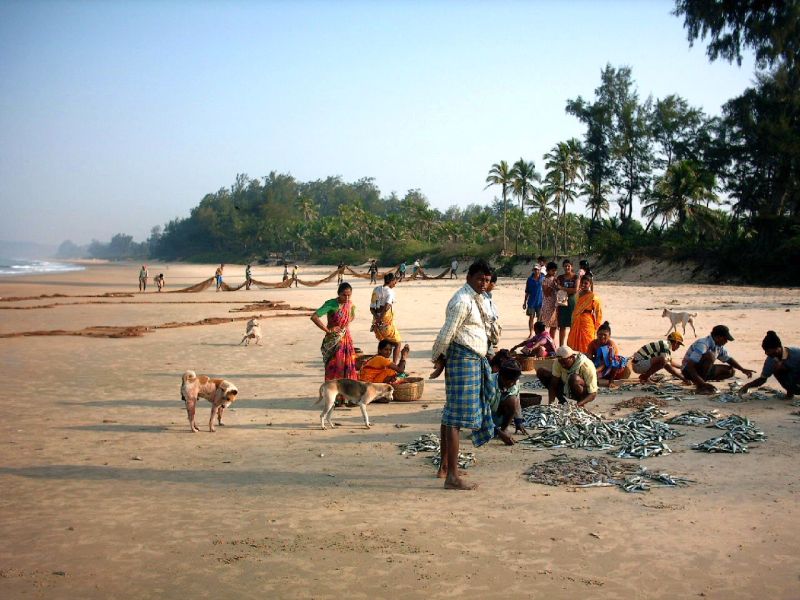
[1,261,798,599]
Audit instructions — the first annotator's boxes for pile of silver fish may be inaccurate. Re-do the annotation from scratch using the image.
[711,415,766,442]
[692,415,765,453]
[620,468,694,493]
[666,409,720,426]
[524,454,692,494]
[692,432,750,453]
[521,405,682,459]
[398,432,476,469]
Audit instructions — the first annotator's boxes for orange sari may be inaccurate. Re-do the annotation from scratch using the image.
[566,292,602,354]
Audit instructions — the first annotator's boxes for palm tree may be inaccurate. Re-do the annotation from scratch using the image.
[544,139,586,256]
[641,160,717,230]
[510,159,540,255]
[485,161,514,254]
[529,187,552,254]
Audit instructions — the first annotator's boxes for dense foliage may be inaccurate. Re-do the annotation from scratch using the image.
[74,2,799,284]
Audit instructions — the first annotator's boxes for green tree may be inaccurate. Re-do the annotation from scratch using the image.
[485,160,514,254]
[510,158,540,254]
[642,160,718,229]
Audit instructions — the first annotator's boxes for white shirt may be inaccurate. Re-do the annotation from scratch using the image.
[432,283,489,359]
[370,285,396,310]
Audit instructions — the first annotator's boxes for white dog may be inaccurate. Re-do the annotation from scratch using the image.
[240,318,262,346]
[662,308,697,336]
[315,379,394,430]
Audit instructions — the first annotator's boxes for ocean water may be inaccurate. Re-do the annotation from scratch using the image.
[0,258,86,276]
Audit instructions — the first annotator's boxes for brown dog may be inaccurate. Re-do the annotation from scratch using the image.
[180,370,239,432]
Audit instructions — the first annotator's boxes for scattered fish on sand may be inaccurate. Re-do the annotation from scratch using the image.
[398,433,476,469]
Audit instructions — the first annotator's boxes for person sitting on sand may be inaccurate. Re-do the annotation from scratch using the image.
[510,321,556,357]
[586,321,631,387]
[682,325,754,394]
[154,273,165,292]
[488,357,528,437]
[739,330,800,400]
[631,332,689,384]
[360,340,410,384]
[536,345,598,408]
[138,264,148,292]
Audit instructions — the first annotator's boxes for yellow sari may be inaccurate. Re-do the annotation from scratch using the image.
[373,306,402,343]
[567,291,602,354]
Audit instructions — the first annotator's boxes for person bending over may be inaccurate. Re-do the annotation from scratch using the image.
[681,325,754,394]
[536,345,598,408]
[488,358,527,438]
[739,330,800,400]
[631,332,689,384]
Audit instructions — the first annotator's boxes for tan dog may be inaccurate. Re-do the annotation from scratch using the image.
[662,308,697,336]
[316,379,394,430]
[240,318,262,346]
[180,370,239,432]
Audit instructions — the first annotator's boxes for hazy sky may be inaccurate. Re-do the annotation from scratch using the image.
[0,0,755,245]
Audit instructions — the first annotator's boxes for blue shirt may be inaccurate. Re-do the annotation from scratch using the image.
[525,274,543,308]
[682,335,731,368]
[761,347,800,378]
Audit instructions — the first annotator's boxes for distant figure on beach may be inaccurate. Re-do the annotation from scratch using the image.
[370,272,403,363]
[360,340,409,384]
[292,265,299,288]
[310,282,358,381]
[740,331,800,400]
[431,259,502,491]
[282,264,289,281]
[337,261,345,284]
[215,264,224,291]
[154,273,165,292]
[681,325,754,394]
[368,260,378,284]
[523,264,543,336]
[450,258,458,278]
[245,264,252,290]
[138,264,148,292]
[398,261,407,282]
[412,258,420,278]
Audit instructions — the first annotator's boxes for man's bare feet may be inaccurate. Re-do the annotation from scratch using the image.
[437,467,468,478]
[497,430,515,446]
[514,426,529,436]
[444,477,478,490]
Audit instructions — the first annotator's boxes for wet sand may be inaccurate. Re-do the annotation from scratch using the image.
[1,262,798,599]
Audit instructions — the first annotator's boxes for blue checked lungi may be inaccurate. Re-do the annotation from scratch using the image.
[442,343,497,447]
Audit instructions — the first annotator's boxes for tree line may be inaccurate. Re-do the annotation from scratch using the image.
[65,2,799,284]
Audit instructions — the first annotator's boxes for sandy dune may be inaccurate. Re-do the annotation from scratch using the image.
[1,262,798,599]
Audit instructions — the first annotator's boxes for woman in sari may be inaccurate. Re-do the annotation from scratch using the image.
[370,273,402,363]
[567,275,602,354]
[556,259,579,346]
[540,262,559,340]
[586,321,631,386]
[310,282,358,381]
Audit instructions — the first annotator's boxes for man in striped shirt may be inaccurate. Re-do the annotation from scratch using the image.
[631,332,689,384]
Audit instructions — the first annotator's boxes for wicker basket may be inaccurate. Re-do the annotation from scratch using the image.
[520,392,543,408]
[511,353,538,372]
[393,377,424,402]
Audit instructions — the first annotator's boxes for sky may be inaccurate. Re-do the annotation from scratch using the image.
[0,0,756,246]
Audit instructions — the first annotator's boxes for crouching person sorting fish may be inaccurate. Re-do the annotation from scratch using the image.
[360,340,410,385]
[739,330,800,400]
[681,325,754,394]
[489,358,528,439]
[536,345,598,408]
[431,259,499,491]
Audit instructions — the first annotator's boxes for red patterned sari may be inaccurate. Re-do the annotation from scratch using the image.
[320,300,358,381]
